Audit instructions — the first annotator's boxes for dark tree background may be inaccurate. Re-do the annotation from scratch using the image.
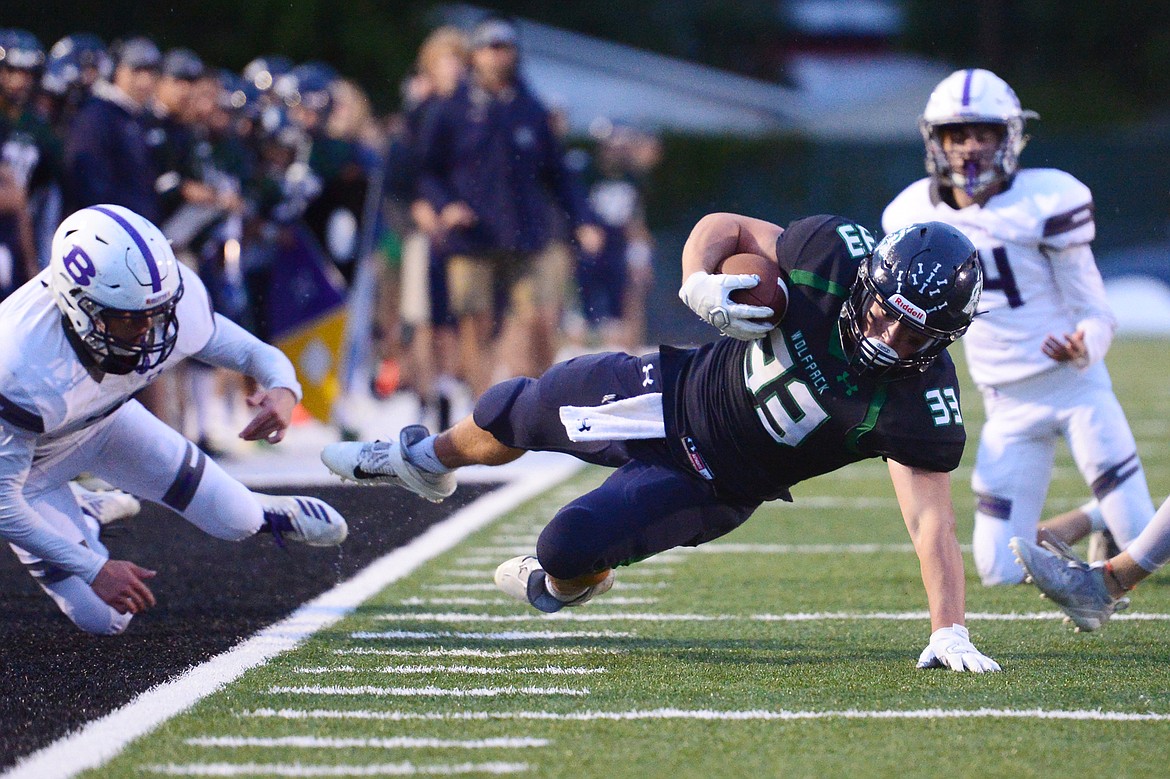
[5,1,1169,124]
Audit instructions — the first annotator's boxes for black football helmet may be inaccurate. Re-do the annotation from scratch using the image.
[840,221,982,376]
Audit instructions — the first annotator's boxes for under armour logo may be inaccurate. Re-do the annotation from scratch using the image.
[578,419,591,432]
[836,371,858,396]
[642,364,655,387]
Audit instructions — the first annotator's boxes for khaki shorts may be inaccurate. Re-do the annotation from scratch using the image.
[447,251,542,318]
[399,232,431,326]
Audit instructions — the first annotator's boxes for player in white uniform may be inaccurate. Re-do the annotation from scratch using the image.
[883,68,1154,585]
[0,204,348,634]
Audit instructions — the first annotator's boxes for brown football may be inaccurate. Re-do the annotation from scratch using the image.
[716,252,788,325]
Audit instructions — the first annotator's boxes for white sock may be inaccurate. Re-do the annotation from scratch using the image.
[1125,496,1170,573]
[1082,499,1107,532]
[406,434,451,474]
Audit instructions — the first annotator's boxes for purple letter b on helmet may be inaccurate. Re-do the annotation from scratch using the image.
[63,245,96,286]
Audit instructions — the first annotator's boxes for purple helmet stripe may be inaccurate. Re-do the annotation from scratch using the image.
[88,205,162,293]
[961,69,974,107]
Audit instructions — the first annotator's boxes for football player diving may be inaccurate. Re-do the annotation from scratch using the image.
[323,212,1001,672]
[0,204,347,635]
[883,69,1154,587]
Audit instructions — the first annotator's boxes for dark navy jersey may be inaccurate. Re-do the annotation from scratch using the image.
[664,214,967,503]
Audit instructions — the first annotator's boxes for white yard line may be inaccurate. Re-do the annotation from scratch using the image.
[240,707,1170,723]
[185,736,548,749]
[697,543,916,553]
[399,596,656,606]
[370,610,1170,623]
[142,762,529,776]
[418,582,671,593]
[292,665,606,675]
[266,685,589,697]
[350,629,634,640]
[2,456,583,779]
[333,648,621,658]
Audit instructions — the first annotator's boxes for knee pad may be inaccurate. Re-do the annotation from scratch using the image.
[473,377,531,445]
[537,503,611,580]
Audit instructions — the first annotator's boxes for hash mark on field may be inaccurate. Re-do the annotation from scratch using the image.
[267,685,589,697]
[293,664,606,675]
[240,707,1170,723]
[185,735,549,749]
[143,761,529,775]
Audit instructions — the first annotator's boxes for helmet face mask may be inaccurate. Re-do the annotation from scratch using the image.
[50,205,184,375]
[82,293,183,374]
[841,223,983,378]
[919,68,1036,199]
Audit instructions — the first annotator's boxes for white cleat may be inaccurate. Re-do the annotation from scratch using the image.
[69,482,142,526]
[494,555,615,614]
[1009,535,1119,632]
[259,494,348,547]
[320,425,455,503]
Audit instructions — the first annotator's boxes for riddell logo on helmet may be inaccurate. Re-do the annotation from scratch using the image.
[888,293,926,324]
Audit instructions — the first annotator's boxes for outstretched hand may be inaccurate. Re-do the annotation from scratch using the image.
[91,559,157,615]
[239,387,298,443]
[1041,329,1087,364]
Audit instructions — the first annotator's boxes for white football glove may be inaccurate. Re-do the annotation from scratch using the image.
[678,271,774,340]
[916,624,1001,673]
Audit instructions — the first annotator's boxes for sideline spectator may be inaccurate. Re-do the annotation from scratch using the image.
[398,26,470,430]
[0,29,57,295]
[571,121,659,353]
[415,15,603,397]
[63,36,162,221]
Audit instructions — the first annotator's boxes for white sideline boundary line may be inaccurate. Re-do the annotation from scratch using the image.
[3,456,583,779]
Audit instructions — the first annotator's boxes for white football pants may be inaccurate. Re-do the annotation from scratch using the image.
[9,401,264,634]
[971,364,1154,585]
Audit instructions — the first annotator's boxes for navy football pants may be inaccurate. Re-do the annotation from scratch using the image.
[474,351,759,579]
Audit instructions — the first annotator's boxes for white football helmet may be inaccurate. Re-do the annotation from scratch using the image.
[919,68,1038,198]
[49,205,184,374]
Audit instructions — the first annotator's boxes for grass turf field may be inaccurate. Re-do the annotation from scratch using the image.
[57,339,1170,777]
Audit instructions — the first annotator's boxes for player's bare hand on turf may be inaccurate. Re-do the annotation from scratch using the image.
[92,559,157,614]
[240,387,298,443]
[1041,330,1087,364]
